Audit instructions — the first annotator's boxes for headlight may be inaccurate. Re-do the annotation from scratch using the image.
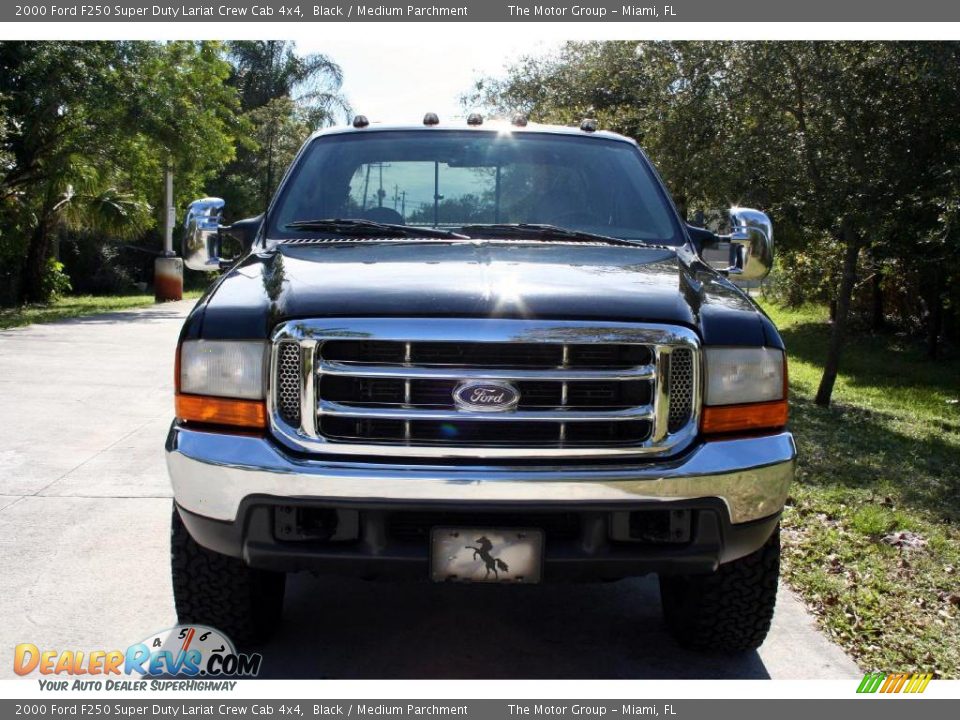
[704,347,785,406]
[701,347,788,435]
[179,340,267,399]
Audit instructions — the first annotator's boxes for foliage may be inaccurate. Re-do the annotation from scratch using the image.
[763,300,960,675]
[208,41,349,220]
[58,232,158,295]
[212,97,313,221]
[226,40,348,124]
[0,41,240,304]
[407,194,495,225]
[40,258,72,300]
[0,40,352,301]
[768,241,844,308]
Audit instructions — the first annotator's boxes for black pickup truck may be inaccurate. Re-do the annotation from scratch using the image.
[167,115,794,653]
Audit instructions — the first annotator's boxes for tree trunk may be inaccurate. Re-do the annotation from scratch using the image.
[871,270,885,331]
[944,303,956,346]
[18,215,54,304]
[815,222,861,407]
[17,181,59,304]
[926,269,943,360]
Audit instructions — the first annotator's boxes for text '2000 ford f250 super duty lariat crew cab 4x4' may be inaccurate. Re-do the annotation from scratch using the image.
[167,114,793,653]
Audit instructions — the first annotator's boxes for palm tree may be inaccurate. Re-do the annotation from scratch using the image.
[223,41,350,211]
[227,41,349,122]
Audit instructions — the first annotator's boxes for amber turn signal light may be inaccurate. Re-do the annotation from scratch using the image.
[175,394,267,429]
[701,399,788,435]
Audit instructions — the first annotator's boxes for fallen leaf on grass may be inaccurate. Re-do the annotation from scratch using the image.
[882,530,927,549]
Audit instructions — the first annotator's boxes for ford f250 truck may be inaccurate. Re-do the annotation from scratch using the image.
[167,115,793,653]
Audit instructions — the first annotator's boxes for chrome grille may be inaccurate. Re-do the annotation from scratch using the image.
[320,340,651,369]
[318,376,651,410]
[269,319,700,460]
[276,343,301,425]
[667,348,694,433]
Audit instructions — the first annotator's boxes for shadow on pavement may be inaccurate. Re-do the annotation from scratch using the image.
[255,573,771,679]
[54,307,195,326]
[0,305,195,333]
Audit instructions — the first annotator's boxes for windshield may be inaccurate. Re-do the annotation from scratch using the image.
[268,130,683,245]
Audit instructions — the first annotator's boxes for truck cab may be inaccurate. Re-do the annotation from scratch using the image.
[167,115,793,653]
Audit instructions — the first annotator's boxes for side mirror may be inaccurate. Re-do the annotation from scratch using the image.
[183,199,262,272]
[183,197,226,272]
[727,207,773,281]
[688,207,773,282]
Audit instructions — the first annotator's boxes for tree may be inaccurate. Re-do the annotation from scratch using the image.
[723,43,960,404]
[468,42,738,218]
[210,41,350,218]
[212,97,312,219]
[227,40,347,122]
[0,41,239,303]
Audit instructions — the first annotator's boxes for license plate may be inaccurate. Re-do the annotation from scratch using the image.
[430,528,544,583]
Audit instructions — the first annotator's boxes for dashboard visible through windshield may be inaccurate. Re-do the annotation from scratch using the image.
[268,130,683,245]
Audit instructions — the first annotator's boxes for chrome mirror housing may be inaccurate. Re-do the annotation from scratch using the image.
[726,207,773,281]
[183,197,226,272]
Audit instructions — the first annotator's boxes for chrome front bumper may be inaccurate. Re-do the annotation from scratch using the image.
[166,425,795,525]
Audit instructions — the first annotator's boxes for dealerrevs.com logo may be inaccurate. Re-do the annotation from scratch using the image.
[14,626,262,688]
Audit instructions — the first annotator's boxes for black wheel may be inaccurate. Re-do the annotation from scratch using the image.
[170,504,285,647]
[659,524,780,652]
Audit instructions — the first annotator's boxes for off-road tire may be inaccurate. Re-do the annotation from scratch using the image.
[659,524,780,653]
[171,504,285,647]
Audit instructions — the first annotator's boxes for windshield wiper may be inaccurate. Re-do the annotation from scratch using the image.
[285,218,468,239]
[458,223,650,248]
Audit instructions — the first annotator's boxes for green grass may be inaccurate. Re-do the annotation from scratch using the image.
[761,300,960,676]
[0,291,203,329]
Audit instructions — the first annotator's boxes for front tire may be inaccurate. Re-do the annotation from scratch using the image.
[170,504,285,647]
[659,524,780,652]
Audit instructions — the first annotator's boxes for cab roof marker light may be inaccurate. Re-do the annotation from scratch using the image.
[352,115,369,128]
[580,118,598,132]
[423,112,440,126]
[512,115,529,127]
[467,113,483,126]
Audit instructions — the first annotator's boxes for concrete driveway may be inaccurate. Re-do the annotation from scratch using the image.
[0,302,860,679]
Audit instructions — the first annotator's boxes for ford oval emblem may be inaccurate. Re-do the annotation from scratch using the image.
[453,380,521,413]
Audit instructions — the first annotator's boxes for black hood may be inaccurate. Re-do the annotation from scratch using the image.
[183,240,780,347]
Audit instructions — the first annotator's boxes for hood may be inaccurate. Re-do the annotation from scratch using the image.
[185,239,773,346]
